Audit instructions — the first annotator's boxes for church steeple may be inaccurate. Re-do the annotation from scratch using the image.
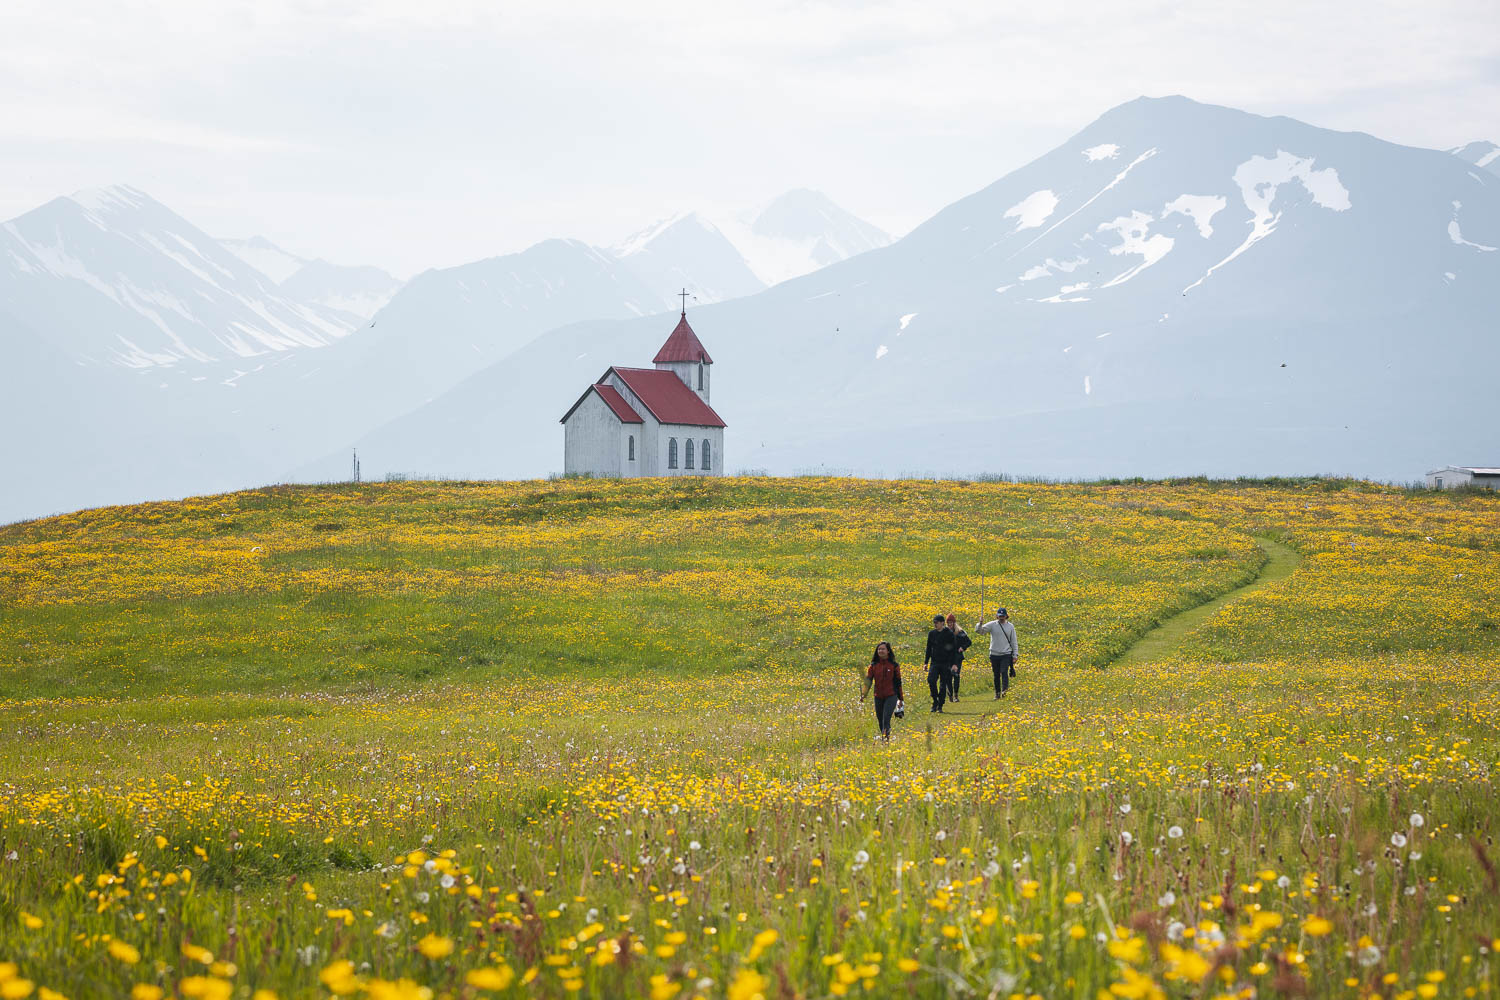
[653,292,712,402]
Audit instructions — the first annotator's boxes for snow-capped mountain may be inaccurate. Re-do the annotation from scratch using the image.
[331,96,1499,485]
[220,236,308,284]
[0,186,354,368]
[611,213,766,305]
[1451,140,1500,178]
[221,236,403,322]
[278,259,403,321]
[713,189,892,285]
[613,191,891,293]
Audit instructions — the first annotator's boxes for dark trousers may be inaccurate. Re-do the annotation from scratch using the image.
[991,654,1014,694]
[927,666,951,709]
[947,661,962,699]
[873,695,897,736]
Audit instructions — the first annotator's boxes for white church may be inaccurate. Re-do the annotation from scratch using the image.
[560,307,726,477]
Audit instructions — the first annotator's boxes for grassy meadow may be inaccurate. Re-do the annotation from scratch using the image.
[1,476,1498,1000]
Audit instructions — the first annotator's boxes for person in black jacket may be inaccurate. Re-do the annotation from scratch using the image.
[944,613,971,703]
[923,614,958,713]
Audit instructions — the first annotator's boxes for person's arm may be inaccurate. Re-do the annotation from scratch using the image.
[861,675,873,701]
[923,632,934,665]
[957,631,972,651]
[1008,622,1019,658]
[976,620,993,635]
[894,665,903,700]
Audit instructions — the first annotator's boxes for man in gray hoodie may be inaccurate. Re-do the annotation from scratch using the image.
[975,607,1018,699]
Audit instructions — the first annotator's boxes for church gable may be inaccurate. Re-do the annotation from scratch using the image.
[560,383,643,426]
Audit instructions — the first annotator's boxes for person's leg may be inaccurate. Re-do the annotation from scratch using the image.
[928,668,941,710]
[998,654,1012,694]
[876,696,895,737]
[952,664,961,700]
[936,667,949,711]
[991,655,1004,697]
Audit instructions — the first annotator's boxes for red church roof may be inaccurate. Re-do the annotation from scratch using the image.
[611,367,726,428]
[652,314,714,365]
[559,382,643,425]
[591,384,643,423]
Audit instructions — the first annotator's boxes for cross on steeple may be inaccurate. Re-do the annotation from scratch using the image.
[678,288,690,316]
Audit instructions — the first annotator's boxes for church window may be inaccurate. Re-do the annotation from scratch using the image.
[685,439,695,469]
[701,439,711,471]
[628,435,635,461]
[668,437,678,469]
[697,363,703,390]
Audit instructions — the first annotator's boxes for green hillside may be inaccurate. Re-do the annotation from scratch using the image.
[1,478,1497,999]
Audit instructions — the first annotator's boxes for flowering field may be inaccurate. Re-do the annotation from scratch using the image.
[1,477,1497,1000]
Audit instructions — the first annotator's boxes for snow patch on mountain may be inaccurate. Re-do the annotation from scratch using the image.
[1097,211,1174,286]
[69,184,151,226]
[1038,283,1092,303]
[1020,256,1086,281]
[1018,149,1159,253]
[1448,201,1497,251]
[1083,144,1120,161]
[1450,140,1500,178]
[1004,190,1058,230]
[1184,151,1350,293]
[1163,194,1227,237]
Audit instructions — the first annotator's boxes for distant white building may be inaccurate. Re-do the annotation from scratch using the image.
[560,308,726,477]
[1426,466,1500,489]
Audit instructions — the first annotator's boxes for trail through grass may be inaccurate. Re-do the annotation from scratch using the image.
[1112,537,1303,667]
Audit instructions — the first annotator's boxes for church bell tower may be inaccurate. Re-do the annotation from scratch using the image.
[652,291,713,403]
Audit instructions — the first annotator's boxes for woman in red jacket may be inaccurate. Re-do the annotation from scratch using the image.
[860,641,904,741]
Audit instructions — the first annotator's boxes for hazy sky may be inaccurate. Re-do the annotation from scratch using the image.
[3,0,1497,277]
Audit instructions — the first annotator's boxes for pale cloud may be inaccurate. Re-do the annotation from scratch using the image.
[0,0,1496,275]
[0,104,316,153]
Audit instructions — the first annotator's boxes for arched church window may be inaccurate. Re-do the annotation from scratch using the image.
[701,439,711,471]
[628,435,635,461]
[697,363,703,390]
[685,439,695,469]
[668,437,678,469]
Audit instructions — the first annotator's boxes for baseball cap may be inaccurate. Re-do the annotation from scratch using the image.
[995,607,1008,617]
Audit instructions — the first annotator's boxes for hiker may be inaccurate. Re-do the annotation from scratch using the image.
[859,641,904,741]
[945,613,972,702]
[975,607,1018,699]
[923,614,958,713]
